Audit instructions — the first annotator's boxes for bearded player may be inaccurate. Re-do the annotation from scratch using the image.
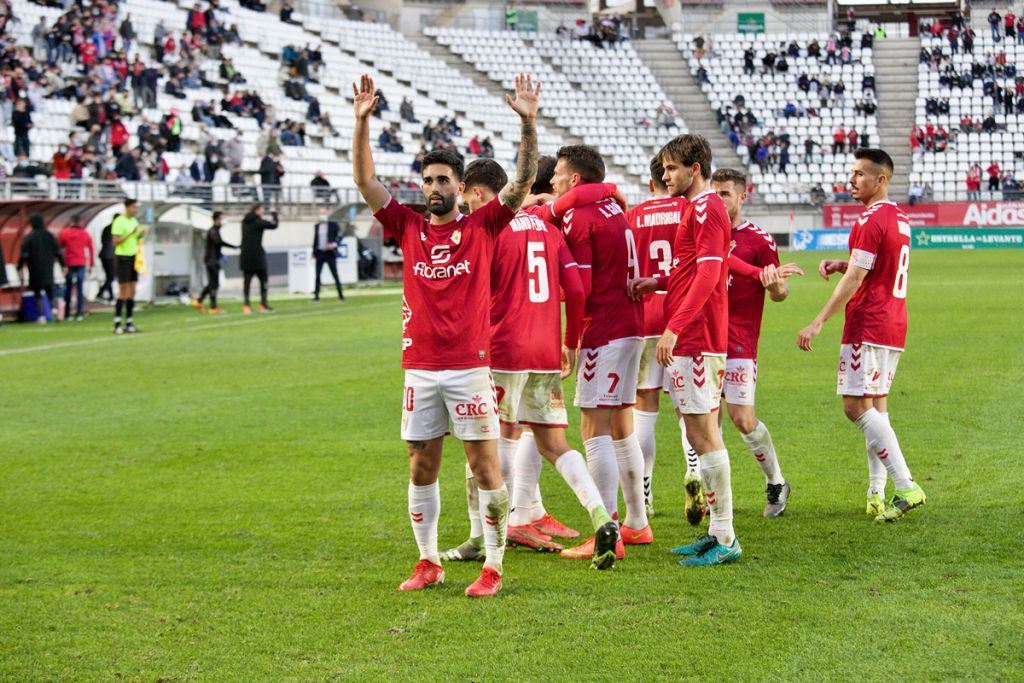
[631,134,740,566]
[449,158,620,568]
[797,148,926,522]
[711,168,803,517]
[352,73,539,597]
[551,145,650,561]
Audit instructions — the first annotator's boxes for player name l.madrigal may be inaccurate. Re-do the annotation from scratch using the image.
[636,210,682,227]
[412,259,472,279]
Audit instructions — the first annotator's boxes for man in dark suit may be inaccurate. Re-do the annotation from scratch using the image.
[259,152,283,210]
[18,213,65,324]
[240,204,278,313]
[312,209,344,302]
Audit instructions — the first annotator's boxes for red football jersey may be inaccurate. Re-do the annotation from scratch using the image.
[562,196,643,349]
[490,210,577,372]
[727,220,780,360]
[843,200,911,350]
[374,195,515,370]
[663,189,730,356]
[628,195,687,337]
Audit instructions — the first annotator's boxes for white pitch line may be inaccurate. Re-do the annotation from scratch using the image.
[0,300,397,357]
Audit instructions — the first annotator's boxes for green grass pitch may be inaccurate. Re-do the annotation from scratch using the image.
[1,249,1023,681]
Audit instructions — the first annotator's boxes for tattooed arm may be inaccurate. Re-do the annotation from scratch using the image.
[499,73,540,212]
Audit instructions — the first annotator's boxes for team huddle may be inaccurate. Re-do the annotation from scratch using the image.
[351,73,926,597]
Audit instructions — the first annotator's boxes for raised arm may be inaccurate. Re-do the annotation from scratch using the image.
[499,73,540,212]
[351,74,389,213]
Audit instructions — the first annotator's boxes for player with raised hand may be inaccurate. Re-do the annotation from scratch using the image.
[797,148,925,523]
[453,158,620,568]
[627,155,693,520]
[629,134,739,567]
[551,145,650,562]
[352,72,539,597]
[711,168,803,517]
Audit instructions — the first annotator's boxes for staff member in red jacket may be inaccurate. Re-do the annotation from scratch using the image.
[58,221,95,321]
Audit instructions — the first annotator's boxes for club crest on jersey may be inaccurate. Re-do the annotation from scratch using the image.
[451,229,462,246]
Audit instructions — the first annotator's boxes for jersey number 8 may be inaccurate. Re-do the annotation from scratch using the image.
[892,244,909,299]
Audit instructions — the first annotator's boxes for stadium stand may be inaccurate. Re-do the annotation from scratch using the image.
[673,26,881,204]
[425,26,683,200]
[910,14,1024,202]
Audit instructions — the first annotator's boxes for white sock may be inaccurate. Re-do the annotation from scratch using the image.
[408,481,440,565]
[529,483,546,521]
[554,450,603,514]
[465,462,482,537]
[855,408,913,489]
[680,417,700,476]
[613,434,648,530]
[633,408,658,505]
[699,449,735,545]
[584,435,618,520]
[865,434,887,497]
[477,485,509,573]
[510,433,542,526]
[741,420,785,485]
[497,436,518,487]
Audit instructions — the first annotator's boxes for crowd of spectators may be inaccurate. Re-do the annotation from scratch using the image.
[555,15,628,48]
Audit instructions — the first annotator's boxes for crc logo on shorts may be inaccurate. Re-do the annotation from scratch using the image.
[455,394,491,418]
[724,369,749,384]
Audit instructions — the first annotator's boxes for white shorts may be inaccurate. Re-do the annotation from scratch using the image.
[837,343,901,397]
[637,337,668,392]
[574,337,643,409]
[665,353,726,415]
[722,358,757,407]
[493,371,568,427]
[401,367,499,441]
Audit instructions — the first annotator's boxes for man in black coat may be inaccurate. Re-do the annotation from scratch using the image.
[312,208,344,302]
[240,204,278,312]
[18,213,65,323]
[193,211,237,313]
[97,216,116,301]
[259,152,283,210]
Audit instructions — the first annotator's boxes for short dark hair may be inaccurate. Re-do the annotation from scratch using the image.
[711,167,748,188]
[532,156,556,195]
[660,134,712,180]
[463,158,507,194]
[853,147,894,179]
[649,155,666,191]
[421,149,465,181]
[124,198,138,207]
[556,145,605,183]
[212,211,223,221]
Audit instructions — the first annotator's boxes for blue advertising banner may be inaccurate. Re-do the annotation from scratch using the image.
[790,228,1024,251]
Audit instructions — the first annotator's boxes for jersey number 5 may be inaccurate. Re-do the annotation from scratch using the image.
[892,244,909,299]
[527,242,550,303]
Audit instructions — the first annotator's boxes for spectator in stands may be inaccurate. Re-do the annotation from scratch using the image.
[797,73,810,92]
[966,164,982,200]
[987,161,1001,191]
[982,112,997,132]
[399,97,417,124]
[19,213,65,324]
[787,40,800,58]
[963,25,975,53]
[115,148,142,181]
[833,180,850,202]
[833,79,846,104]
[467,135,481,156]
[191,154,214,183]
[311,170,339,204]
[988,10,1002,42]
[804,136,816,164]
[220,57,245,84]
[655,102,676,128]
[832,125,846,154]
[762,50,777,74]
[810,182,826,206]
[11,154,47,179]
[824,35,838,64]
[908,182,923,206]
[280,0,299,25]
[743,47,755,75]
[847,128,858,150]
[11,99,32,158]
[1017,16,1024,45]
[776,55,789,73]
[696,65,709,85]
[862,73,875,94]
[259,151,284,209]
[807,39,820,59]
[1005,10,1016,40]
[693,35,705,61]
[778,141,791,173]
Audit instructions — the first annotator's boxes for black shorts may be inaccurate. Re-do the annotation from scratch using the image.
[116,255,138,284]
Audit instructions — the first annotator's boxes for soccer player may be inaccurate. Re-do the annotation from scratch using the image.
[111,198,143,334]
[797,148,926,522]
[193,211,236,314]
[352,73,539,597]
[630,134,740,566]
[711,168,803,517]
[627,155,695,520]
[452,158,619,568]
[551,145,650,561]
